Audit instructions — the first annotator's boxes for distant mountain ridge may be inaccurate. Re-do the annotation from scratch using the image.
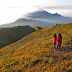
[0,9,72,28]
[24,9,62,19]
[23,9,72,24]
[0,18,54,28]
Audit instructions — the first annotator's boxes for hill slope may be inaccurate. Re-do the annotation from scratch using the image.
[33,26,42,30]
[0,23,72,72]
[0,25,35,48]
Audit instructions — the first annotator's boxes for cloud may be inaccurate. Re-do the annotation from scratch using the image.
[44,5,72,18]
[45,5,72,9]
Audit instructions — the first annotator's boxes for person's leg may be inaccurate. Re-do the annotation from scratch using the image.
[54,43,56,49]
[59,44,61,51]
[56,44,59,51]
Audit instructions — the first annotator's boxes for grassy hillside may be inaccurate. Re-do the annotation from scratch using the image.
[33,26,42,30]
[0,25,35,48]
[0,23,72,72]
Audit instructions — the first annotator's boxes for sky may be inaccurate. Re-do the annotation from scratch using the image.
[0,0,72,25]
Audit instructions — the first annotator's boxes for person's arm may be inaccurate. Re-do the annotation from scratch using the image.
[53,38,55,43]
[61,36,62,43]
[57,37,59,41]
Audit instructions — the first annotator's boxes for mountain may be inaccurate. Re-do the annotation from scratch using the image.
[0,23,72,72]
[23,9,72,24]
[24,9,52,19]
[0,18,54,28]
[0,25,35,48]
[0,9,72,28]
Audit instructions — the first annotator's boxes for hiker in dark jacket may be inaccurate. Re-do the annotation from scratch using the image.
[53,34,57,49]
[56,33,62,51]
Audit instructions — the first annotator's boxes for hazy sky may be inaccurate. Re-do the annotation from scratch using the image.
[0,0,72,25]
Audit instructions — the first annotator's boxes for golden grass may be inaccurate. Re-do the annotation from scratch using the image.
[33,26,42,30]
[0,23,72,72]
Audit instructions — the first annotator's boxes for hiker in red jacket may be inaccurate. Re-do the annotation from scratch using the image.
[53,34,57,49]
[56,33,62,51]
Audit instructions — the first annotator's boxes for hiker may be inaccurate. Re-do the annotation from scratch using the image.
[53,34,57,49]
[56,33,62,51]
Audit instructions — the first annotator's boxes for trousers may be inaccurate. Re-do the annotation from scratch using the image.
[56,43,61,51]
